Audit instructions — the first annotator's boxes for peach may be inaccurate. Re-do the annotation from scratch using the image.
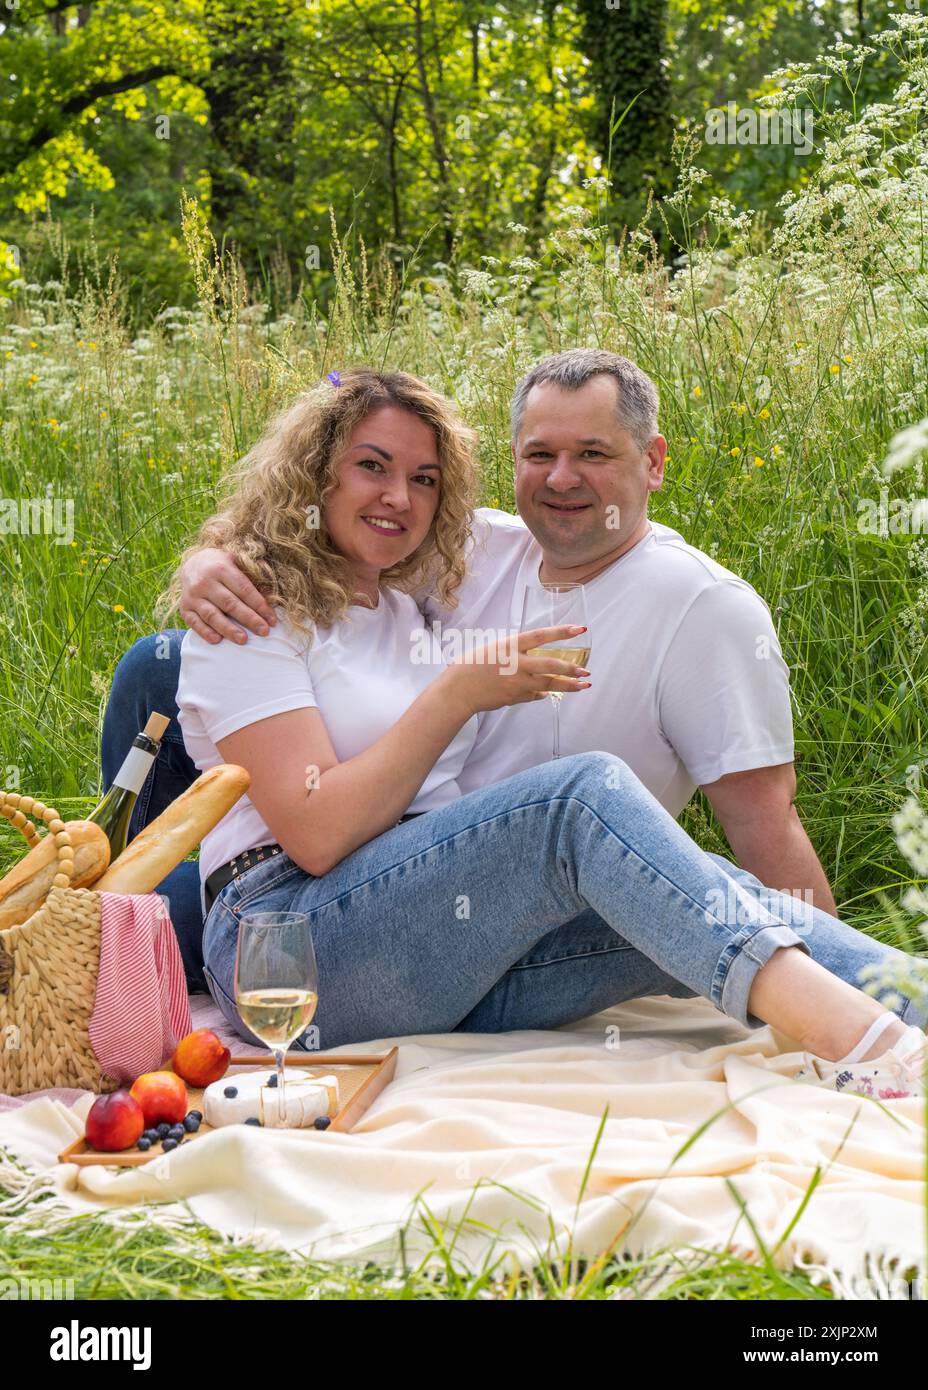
[85,1090,145,1152]
[171,1028,231,1088]
[129,1070,188,1126]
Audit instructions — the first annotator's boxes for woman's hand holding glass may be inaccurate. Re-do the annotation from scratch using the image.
[439,623,591,717]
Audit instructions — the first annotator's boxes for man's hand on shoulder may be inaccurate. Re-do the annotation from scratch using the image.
[179,547,278,645]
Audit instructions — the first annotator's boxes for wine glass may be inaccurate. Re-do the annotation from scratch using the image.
[234,911,319,1127]
[520,583,592,760]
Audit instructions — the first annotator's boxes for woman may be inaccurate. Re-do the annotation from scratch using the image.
[153,368,925,1098]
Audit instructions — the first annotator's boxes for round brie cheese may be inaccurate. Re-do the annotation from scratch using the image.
[203,1069,340,1128]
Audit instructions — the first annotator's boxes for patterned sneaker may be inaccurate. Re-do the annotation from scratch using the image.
[793,1023,926,1100]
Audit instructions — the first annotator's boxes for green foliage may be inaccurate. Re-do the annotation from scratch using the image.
[1,1,916,314]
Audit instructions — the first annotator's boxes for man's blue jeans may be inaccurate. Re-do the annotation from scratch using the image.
[102,631,928,1044]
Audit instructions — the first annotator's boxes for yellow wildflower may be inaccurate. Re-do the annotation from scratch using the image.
[829,363,840,375]
[112,604,125,613]
[842,354,853,365]
[730,446,742,457]
[753,456,764,467]
[758,408,770,420]
[772,445,783,457]
[692,385,703,398]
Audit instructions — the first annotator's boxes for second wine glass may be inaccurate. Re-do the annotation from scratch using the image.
[520,582,591,760]
[234,911,319,1127]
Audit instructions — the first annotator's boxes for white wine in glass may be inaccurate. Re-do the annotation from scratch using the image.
[520,582,592,759]
[234,911,319,1126]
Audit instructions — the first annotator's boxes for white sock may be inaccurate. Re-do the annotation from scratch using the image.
[837,1012,903,1065]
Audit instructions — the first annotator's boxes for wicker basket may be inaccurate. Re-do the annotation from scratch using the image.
[0,792,117,1096]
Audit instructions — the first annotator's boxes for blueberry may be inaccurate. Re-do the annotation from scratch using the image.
[156,1122,171,1138]
[313,1116,331,1130]
[223,1086,238,1099]
[142,1129,159,1143]
[162,1137,179,1151]
[267,1074,278,1088]
[244,1116,262,1127]
[137,1137,152,1151]
[168,1124,185,1140]
[188,1109,203,1122]
[183,1114,201,1133]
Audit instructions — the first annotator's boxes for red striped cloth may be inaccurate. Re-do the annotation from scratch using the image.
[88,893,191,1084]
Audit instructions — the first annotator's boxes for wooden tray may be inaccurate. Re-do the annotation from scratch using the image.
[58,1048,398,1167]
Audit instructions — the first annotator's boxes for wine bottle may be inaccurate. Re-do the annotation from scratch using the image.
[88,712,171,859]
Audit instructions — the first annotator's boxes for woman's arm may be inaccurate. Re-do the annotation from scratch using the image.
[215,626,590,876]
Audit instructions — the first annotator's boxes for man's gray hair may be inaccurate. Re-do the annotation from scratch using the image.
[510,349,660,451]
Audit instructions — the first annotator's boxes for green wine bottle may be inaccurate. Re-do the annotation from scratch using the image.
[88,712,171,860]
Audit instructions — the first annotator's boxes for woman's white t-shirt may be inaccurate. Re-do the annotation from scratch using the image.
[176,587,479,898]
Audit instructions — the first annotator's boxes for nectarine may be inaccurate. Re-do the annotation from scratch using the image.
[85,1090,145,1152]
[129,1070,188,1126]
[172,1028,231,1088]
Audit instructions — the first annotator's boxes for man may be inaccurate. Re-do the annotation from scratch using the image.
[103,349,926,1032]
[177,348,834,912]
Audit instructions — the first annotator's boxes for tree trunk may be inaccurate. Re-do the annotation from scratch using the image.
[410,0,453,259]
[529,0,558,237]
[387,77,406,243]
[200,1,296,242]
[574,0,674,237]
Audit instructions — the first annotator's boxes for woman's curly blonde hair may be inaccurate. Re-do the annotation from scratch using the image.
[155,368,477,642]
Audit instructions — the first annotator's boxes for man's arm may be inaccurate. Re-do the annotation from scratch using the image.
[699,762,838,916]
[178,548,277,643]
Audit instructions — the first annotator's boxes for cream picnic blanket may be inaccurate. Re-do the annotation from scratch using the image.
[1,993,924,1291]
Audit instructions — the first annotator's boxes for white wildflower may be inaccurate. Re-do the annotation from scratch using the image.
[884,418,928,478]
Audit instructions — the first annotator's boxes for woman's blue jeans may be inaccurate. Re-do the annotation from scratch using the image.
[102,632,928,1044]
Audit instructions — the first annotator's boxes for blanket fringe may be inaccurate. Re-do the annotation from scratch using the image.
[0,1144,60,1216]
[791,1248,926,1300]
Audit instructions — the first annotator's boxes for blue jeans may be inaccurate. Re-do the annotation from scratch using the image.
[102,632,928,1038]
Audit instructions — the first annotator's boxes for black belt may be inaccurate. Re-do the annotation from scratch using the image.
[203,814,425,915]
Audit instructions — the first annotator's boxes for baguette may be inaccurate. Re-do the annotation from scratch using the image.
[93,764,250,894]
[0,820,111,930]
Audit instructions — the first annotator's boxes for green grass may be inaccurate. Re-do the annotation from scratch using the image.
[0,1200,839,1300]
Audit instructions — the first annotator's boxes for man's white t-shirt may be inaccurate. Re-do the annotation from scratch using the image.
[176,587,479,900]
[422,508,794,816]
